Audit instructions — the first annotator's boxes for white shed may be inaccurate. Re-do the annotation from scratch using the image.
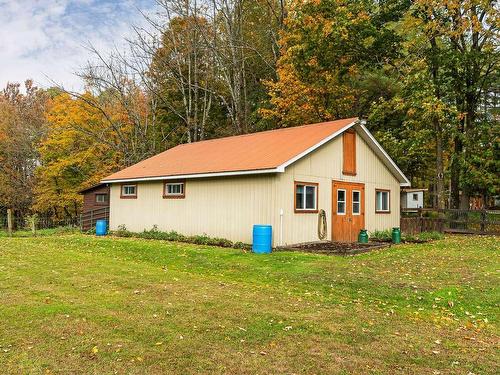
[401,188,426,209]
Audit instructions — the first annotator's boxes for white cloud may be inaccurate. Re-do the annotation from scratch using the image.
[0,0,156,92]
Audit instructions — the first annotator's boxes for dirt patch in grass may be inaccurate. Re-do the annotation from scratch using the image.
[277,241,390,255]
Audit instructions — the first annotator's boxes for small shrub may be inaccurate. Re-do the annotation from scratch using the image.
[402,233,417,242]
[370,229,392,242]
[400,231,444,243]
[233,241,251,250]
[140,226,160,239]
[54,225,78,234]
[111,226,238,249]
[25,214,39,231]
[164,231,186,242]
[139,228,186,242]
[416,231,444,241]
[114,224,133,237]
[208,237,234,247]
[187,234,215,246]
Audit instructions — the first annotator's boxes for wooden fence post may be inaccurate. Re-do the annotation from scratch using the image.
[480,210,486,233]
[30,216,36,236]
[7,209,13,237]
[418,208,423,233]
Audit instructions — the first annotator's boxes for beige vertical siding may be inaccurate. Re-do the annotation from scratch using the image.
[109,126,401,246]
[273,127,400,245]
[109,175,277,244]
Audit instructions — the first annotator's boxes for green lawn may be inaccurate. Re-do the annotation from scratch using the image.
[0,234,498,374]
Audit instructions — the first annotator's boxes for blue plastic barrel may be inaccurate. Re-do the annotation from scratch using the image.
[252,225,272,254]
[95,219,108,236]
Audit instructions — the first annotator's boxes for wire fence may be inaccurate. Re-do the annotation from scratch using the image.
[0,215,79,232]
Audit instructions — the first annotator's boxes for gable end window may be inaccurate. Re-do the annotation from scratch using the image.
[342,129,356,176]
[164,181,185,199]
[120,184,137,199]
[295,182,318,213]
[95,193,108,204]
[375,189,390,213]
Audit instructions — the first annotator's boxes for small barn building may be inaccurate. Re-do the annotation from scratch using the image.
[400,188,426,210]
[101,118,410,245]
[78,183,110,230]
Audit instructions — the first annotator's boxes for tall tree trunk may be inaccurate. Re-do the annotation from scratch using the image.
[434,120,445,209]
[450,133,462,209]
[429,36,445,209]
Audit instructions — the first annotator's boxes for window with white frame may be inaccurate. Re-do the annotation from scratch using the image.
[95,193,108,203]
[352,190,360,215]
[337,189,346,214]
[412,193,418,201]
[295,182,318,212]
[376,190,390,212]
[121,184,137,198]
[164,182,185,198]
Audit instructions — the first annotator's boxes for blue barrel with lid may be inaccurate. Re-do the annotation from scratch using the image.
[252,225,272,254]
[95,219,108,236]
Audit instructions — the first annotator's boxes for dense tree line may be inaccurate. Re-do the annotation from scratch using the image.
[0,0,498,221]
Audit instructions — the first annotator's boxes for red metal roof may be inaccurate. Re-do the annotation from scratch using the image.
[102,117,358,182]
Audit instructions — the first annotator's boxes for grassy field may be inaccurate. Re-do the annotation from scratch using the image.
[0,233,498,374]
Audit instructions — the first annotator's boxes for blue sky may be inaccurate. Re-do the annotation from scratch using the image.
[0,0,156,91]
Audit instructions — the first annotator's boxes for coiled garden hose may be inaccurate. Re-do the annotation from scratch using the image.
[318,209,327,240]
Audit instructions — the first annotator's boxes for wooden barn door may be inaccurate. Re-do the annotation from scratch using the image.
[332,181,365,242]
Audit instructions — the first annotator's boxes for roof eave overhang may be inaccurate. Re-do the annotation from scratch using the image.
[77,183,108,194]
[101,167,281,184]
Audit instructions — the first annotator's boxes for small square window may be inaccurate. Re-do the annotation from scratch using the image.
[376,190,390,213]
[121,184,137,198]
[164,182,185,198]
[295,182,318,212]
[95,193,108,203]
[412,193,418,201]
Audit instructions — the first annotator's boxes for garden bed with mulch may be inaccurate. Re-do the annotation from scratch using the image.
[276,241,390,255]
